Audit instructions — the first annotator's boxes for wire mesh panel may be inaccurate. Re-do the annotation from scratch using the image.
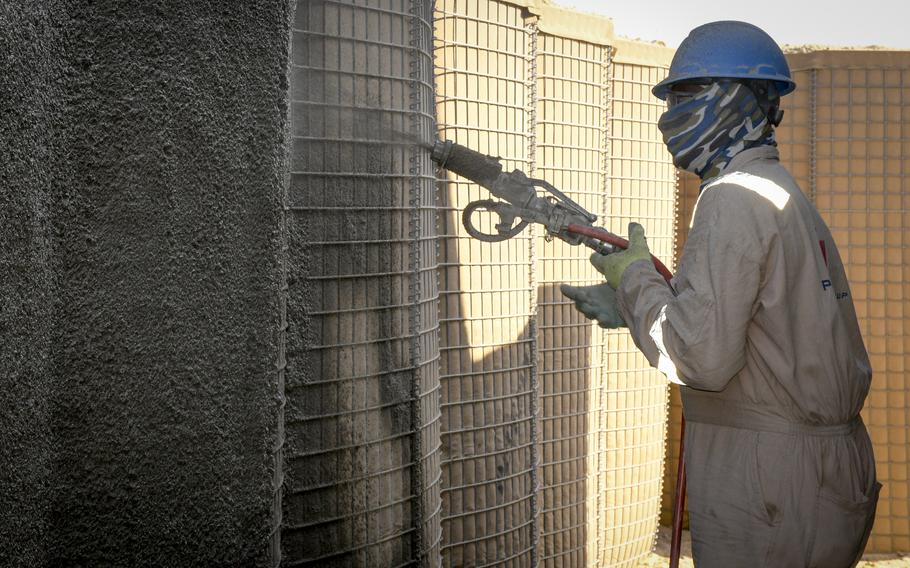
[533,32,611,568]
[776,65,816,195]
[285,0,442,565]
[599,39,676,567]
[433,1,537,565]
[781,51,910,553]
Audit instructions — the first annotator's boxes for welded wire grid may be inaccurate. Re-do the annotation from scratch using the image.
[533,33,612,568]
[285,0,442,565]
[776,67,815,193]
[526,18,542,568]
[433,1,537,565]
[796,59,910,553]
[599,58,676,566]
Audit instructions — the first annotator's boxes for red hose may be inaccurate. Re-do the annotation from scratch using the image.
[670,419,687,568]
[566,224,674,284]
[566,222,686,568]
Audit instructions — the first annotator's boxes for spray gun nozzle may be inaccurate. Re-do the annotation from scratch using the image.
[430,140,453,167]
[431,140,504,188]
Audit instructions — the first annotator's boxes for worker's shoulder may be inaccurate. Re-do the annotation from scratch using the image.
[701,162,798,213]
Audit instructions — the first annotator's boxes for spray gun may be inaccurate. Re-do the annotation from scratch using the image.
[430,139,673,281]
[430,139,609,253]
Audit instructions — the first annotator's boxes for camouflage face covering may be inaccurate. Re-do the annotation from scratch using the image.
[658,81,776,180]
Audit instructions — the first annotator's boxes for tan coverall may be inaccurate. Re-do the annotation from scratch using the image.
[616,145,880,567]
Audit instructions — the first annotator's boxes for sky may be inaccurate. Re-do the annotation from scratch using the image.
[556,0,910,49]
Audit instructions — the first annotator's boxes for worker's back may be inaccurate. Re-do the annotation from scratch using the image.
[690,144,873,424]
[676,144,880,568]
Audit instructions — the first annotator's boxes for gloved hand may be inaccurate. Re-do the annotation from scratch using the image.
[560,283,627,329]
[591,222,651,289]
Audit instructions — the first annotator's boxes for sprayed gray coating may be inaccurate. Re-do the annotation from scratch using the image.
[1,2,290,565]
[284,0,442,565]
[0,4,60,565]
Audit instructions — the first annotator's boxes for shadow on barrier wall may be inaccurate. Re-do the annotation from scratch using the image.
[438,274,595,566]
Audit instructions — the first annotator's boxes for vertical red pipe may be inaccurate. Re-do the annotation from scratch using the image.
[670,416,686,568]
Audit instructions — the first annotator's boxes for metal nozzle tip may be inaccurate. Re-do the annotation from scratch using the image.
[430,140,452,166]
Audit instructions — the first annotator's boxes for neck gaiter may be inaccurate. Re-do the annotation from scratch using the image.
[658,81,776,181]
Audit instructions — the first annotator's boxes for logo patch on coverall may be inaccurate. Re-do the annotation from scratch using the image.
[821,279,849,299]
[819,241,848,298]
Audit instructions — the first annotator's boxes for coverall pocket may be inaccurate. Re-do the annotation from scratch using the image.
[752,432,791,527]
[808,480,881,568]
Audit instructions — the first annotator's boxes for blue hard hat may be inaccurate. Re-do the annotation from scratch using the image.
[653,21,796,100]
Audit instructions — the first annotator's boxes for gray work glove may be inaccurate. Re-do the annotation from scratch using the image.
[560,283,627,329]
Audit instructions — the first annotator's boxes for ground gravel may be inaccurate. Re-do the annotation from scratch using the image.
[638,527,910,567]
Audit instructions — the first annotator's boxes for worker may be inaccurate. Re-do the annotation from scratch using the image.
[562,21,880,567]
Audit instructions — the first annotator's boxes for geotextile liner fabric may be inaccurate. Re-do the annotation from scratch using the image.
[666,50,910,554]
[534,34,613,567]
[536,34,676,568]
[284,0,443,565]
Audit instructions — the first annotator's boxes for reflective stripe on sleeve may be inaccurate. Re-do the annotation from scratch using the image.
[648,304,687,386]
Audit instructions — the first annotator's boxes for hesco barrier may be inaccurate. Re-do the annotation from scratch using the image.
[534,25,613,568]
[434,1,537,565]
[288,0,910,562]
[434,1,675,564]
[598,39,677,566]
[284,0,442,566]
[3,3,290,566]
[668,50,910,554]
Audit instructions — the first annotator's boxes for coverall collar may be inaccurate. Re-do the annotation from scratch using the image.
[700,145,780,191]
[723,144,780,173]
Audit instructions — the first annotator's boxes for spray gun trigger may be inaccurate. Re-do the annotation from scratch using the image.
[530,178,597,223]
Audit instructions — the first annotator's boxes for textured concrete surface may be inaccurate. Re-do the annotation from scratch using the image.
[0,4,62,566]
[1,2,291,566]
